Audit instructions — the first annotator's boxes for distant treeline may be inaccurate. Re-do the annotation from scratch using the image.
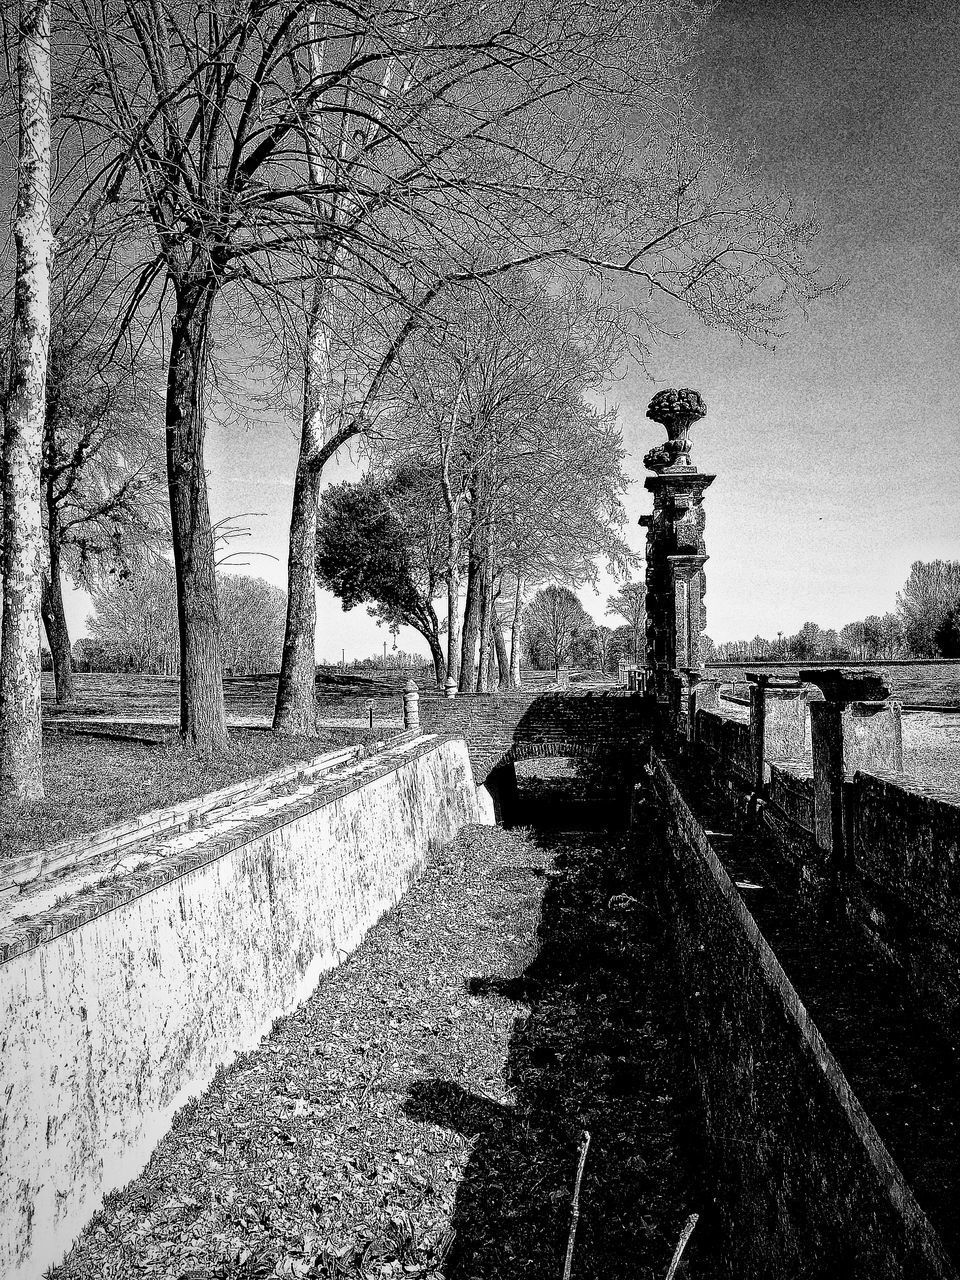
[72,562,286,677]
[707,560,960,663]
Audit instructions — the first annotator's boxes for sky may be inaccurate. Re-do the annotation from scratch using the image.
[60,1,960,655]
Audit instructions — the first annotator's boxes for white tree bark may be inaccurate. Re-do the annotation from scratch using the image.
[509,576,523,689]
[1,0,52,802]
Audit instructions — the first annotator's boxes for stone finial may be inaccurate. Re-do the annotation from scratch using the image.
[643,388,706,473]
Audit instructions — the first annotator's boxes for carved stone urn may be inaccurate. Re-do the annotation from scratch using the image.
[643,388,707,473]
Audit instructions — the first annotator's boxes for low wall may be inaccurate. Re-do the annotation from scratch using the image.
[848,771,960,1028]
[693,707,753,782]
[647,752,955,1279]
[0,736,487,1280]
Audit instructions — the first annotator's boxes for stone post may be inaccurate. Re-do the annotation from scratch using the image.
[638,389,714,705]
[746,673,808,791]
[444,675,457,700]
[802,669,902,862]
[403,679,420,731]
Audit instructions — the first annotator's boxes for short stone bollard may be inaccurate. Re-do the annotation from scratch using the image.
[444,675,457,699]
[403,679,420,731]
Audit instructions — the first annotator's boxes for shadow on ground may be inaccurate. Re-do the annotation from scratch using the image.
[403,782,712,1280]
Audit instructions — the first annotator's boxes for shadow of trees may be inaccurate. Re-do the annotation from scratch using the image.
[403,819,711,1279]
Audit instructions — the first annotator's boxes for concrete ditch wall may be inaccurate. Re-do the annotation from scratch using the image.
[0,737,487,1280]
[646,751,956,1280]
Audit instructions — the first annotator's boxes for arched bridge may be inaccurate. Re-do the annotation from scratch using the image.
[421,689,656,803]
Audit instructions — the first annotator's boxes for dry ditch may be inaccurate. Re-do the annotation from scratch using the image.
[50,807,706,1280]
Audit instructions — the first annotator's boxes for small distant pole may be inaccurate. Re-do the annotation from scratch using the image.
[341,647,345,669]
[367,700,373,729]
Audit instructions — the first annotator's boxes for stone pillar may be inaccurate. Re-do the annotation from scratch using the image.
[639,389,714,705]
[444,675,457,700]
[747,674,808,791]
[403,679,420,731]
[802,669,902,862]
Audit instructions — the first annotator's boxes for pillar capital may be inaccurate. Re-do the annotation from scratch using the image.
[800,667,890,704]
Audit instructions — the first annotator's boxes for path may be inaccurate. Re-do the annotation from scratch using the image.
[49,815,706,1280]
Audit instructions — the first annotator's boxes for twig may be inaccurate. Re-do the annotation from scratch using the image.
[562,1130,591,1280]
[665,1213,699,1280]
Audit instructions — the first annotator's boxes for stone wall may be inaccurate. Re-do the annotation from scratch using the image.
[848,771,960,1030]
[0,737,487,1280]
[693,707,753,782]
[646,753,955,1280]
[695,699,960,1028]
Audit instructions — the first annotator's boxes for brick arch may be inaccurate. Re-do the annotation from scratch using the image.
[484,739,606,782]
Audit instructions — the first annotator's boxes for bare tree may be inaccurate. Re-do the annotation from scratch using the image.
[1,0,52,803]
[217,574,287,675]
[54,0,833,746]
[524,585,593,681]
[35,294,167,702]
[86,559,179,674]
[606,579,647,665]
[374,274,635,692]
[897,560,960,657]
[269,1,835,729]
[590,625,617,675]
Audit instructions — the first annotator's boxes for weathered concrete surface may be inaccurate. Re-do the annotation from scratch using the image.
[0,737,486,1280]
[648,752,956,1280]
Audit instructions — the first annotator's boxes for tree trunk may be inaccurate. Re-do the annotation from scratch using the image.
[509,577,523,689]
[476,576,491,694]
[445,525,462,688]
[40,569,74,705]
[476,517,495,694]
[41,471,74,704]
[273,337,324,735]
[459,542,483,692]
[493,611,509,689]
[426,626,446,688]
[166,280,226,753]
[1,0,51,803]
